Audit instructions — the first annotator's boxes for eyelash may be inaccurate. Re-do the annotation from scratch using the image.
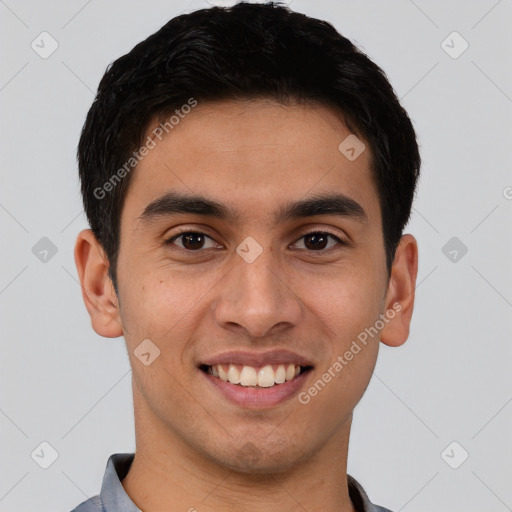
[165,229,346,254]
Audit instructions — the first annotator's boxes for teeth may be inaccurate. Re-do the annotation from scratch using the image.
[239,366,258,386]
[227,364,240,384]
[275,364,286,383]
[285,363,295,381]
[257,365,275,387]
[218,364,228,382]
[208,363,304,387]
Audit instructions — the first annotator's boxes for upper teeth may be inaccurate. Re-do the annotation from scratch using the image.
[209,363,301,387]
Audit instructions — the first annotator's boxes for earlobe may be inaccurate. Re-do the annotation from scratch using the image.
[380,234,418,347]
[74,229,124,338]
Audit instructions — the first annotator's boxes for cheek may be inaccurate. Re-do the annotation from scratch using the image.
[305,264,384,336]
[298,276,381,421]
[118,266,218,368]
[117,269,180,344]
[118,273,198,396]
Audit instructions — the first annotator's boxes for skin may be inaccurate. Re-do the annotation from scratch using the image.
[75,98,418,512]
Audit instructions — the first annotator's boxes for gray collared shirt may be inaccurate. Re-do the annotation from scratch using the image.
[70,453,393,512]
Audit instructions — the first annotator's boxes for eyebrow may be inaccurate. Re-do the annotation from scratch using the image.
[137,191,368,227]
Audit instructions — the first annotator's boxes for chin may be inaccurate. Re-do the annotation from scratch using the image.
[207,439,309,475]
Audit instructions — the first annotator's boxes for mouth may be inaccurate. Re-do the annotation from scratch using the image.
[199,363,314,388]
[197,350,315,408]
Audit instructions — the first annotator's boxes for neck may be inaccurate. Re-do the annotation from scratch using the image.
[122,391,357,512]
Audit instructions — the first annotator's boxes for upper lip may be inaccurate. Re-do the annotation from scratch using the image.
[200,349,314,368]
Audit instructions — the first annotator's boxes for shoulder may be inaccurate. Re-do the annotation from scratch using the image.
[68,495,103,512]
[347,474,394,512]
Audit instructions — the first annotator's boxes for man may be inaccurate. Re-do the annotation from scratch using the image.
[71,2,420,511]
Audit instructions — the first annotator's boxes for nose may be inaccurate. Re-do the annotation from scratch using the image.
[212,248,302,339]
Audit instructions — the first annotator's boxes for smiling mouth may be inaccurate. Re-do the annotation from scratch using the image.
[199,363,313,388]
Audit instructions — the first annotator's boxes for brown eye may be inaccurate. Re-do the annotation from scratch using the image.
[166,231,218,251]
[292,231,345,252]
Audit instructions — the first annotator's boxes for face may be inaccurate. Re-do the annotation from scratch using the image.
[85,99,412,473]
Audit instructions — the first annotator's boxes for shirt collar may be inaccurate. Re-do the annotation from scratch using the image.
[99,453,388,512]
[99,453,141,512]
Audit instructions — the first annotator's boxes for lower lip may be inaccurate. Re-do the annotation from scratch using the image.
[200,368,312,409]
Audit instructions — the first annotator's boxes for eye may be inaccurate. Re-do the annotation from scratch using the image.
[166,231,221,251]
[291,230,346,252]
[165,229,346,253]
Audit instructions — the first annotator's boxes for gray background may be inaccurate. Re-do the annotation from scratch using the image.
[1,0,511,510]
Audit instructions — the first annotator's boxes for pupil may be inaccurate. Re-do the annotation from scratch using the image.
[180,233,329,251]
[183,233,204,250]
[305,233,327,250]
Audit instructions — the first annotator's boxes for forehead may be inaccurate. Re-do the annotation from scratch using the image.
[123,99,381,228]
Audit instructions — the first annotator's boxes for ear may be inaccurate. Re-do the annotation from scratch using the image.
[380,234,418,347]
[74,229,124,338]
